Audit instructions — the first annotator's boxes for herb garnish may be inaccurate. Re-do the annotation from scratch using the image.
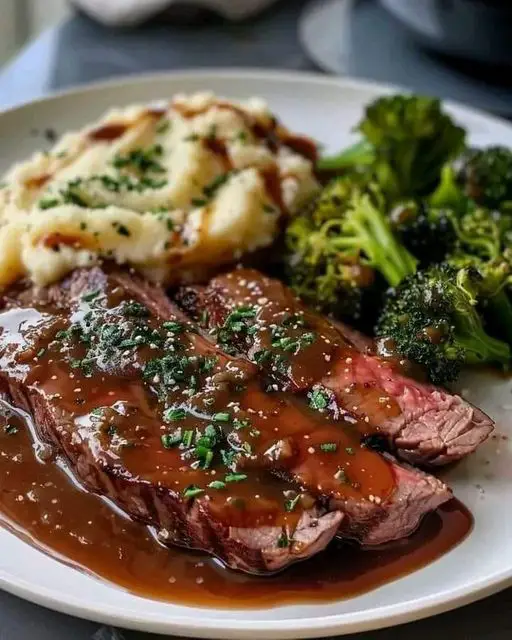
[113,144,165,174]
[285,494,301,512]
[164,407,187,422]
[308,387,329,411]
[277,532,290,548]
[161,432,182,449]
[183,485,204,499]
[4,424,18,435]
[225,473,247,483]
[208,480,226,490]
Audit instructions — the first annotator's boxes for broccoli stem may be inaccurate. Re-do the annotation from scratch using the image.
[350,195,418,287]
[456,331,510,366]
[316,140,375,172]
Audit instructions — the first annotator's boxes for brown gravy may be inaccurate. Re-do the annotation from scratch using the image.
[0,401,472,608]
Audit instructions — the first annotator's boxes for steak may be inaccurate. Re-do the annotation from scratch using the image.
[177,268,494,466]
[0,268,451,560]
[0,268,342,574]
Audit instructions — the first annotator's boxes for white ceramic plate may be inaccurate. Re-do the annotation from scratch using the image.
[1,70,512,639]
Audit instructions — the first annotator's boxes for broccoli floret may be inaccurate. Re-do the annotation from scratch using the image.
[390,201,457,267]
[457,146,512,210]
[376,264,510,384]
[318,94,466,203]
[285,177,417,325]
[447,251,512,348]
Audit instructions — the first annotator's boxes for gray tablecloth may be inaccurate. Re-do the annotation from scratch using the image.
[0,2,510,638]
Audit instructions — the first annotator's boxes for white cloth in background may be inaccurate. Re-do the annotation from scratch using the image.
[73,0,280,25]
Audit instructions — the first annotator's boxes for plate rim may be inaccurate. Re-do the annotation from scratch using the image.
[1,67,512,638]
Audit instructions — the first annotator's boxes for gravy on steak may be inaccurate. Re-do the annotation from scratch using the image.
[0,401,472,608]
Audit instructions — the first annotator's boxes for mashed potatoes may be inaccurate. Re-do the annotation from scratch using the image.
[0,92,319,288]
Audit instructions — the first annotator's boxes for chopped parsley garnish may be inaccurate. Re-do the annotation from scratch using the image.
[203,173,229,199]
[199,355,217,373]
[164,407,187,422]
[36,348,46,358]
[212,412,230,423]
[309,388,329,411]
[254,349,272,365]
[285,494,301,512]
[183,485,204,499]
[208,480,226,490]
[277,532,290,548]
[345,447,354,456]
[320,443,337,452]
[113,144,165,174]
[162,321,184,333]
[182,430,194,448]
[161,432,181,448]
[225,473,247,483]
[122,301,149,317]
[184,133,199,142]
[4,423,18,435]
[233,418,250,430]
[191,197,207,208]
[82,289,100,303]
[221,449,237,469]
[39,198,60,210]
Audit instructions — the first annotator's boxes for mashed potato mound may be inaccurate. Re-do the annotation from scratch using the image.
[0,92,319,288]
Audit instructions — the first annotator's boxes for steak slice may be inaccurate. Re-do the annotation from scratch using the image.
[2,269,451,549]
[177,268,494,466]
[0,268,342,574]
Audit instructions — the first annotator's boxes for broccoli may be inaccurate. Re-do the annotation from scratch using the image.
[376,264,510,384]
[457,146,512,210]
[390,201,457,267]
[285,177,417,325]
[446,251,512,348]
[318,94,466,203]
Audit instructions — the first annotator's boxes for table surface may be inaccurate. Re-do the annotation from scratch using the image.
[0,2,511,638]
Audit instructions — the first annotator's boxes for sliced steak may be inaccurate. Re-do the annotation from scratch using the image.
[177,268,493,466]
[1,268,450,551]
[0,268,342,574]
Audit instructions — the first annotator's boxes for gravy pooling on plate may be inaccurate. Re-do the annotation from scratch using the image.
[0,400,472,607]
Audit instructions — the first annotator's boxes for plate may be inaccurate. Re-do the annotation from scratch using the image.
[1,69,512,639]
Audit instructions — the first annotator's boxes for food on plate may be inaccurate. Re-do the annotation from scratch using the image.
[0,92,318,288]
[0,90,502,604]
[284,176,418,329]
[287,94,512,383]
[376,265,511,384]
[178,268,493,466]
[456,145,512,210]
[317,94,466,203]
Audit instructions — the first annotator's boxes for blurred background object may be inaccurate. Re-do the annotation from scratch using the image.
[300,0,512,117]
[72,0,280,25]
[380,0,512,67]
[0,0,69,64]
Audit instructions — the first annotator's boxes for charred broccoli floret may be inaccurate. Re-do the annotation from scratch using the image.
[285,177,417,325]
[390,201,457,267]
[376,265,510,384]
[318,94,466,203]
[457,146,512,210]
